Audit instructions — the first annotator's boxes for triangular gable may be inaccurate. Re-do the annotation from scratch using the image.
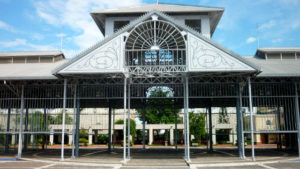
[58,34,124,74]
[54,10,260,75]
[187,33,255,72]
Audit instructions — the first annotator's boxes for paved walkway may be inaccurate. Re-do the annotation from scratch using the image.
[0,148,299,169]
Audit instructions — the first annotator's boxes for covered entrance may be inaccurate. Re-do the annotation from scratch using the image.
[52,11,261,162]
[1,9,300,164]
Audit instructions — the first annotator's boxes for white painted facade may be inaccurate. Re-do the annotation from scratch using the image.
[104,15,211,38]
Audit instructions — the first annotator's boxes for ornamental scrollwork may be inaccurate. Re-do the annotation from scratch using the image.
[189,34,249,70]
[89,40,119,69]
[64,36,121,72]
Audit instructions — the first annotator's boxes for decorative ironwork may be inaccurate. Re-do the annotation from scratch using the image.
[188,33,253,71]
[62,35,123,73]
[125,18,186,76]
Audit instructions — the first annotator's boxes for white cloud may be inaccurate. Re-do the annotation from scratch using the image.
[279,0,300,6]
[271,38,283,43]
[0,20,17,32]
[246,37,256,44]
[0,39,27,47]
[27,43,56,51]
[291,20,300,29]
[34,0,142,52]
[31,33,44,40]
[56,33,66,38]
[0,38,55,50]
[258,20,276,31]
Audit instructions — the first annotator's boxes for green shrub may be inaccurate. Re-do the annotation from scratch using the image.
[79,138,88,146]
[38,137,43,144]
[115,119,136,137]
[191,139,201,144]
[98,134,109,144]
[120,140,133,146]
[79,129,88,139]
[245,140,251,145]
[0,135,4,145]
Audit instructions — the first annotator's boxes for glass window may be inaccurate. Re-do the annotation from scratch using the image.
[114,21,129,32]
[185,19,201,33]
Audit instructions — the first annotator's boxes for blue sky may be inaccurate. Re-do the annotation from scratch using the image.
[0,0,299,58]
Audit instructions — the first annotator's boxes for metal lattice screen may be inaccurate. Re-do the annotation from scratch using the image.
[125,19,186,75]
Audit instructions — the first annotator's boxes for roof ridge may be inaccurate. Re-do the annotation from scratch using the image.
[91,3,224,13]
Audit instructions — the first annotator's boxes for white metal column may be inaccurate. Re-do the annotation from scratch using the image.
[127,82,131,159]
[17,85,24,159]
[240,84,246,159]
[183,79,187,159]
[61,79,67,161]
[71,83,77,158]
[294,83,300,158]
[184,76,190,162]
[248,77,255,161]
[123,77,127,162]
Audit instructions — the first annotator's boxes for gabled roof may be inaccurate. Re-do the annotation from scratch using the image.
[54,10,259,75]
[257,47,300,53]
[0,51,64,58]
[91,3,224,36]
[92,3,223,13]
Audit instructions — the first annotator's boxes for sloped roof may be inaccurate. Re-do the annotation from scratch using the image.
[0,51,64,58]
[54,10,259,75]
[257,47,300,53]
[91,3,224,36]
[245,57,300,77]
[92,3,223,14]
[0,59,68,80]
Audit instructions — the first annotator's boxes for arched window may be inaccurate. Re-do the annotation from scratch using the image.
[125,18,186,75]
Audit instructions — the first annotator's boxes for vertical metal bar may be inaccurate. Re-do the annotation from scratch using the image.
[17,85,24,159]
[72,84,77,158]
[209,105,213,151]
[240,85,246,159]
[294,83,300,158]
[236,83,242,158]
[123,77,127,162]
[206,108,209,152]
[42,108,46,150]
[248,77,255,161]
[75,85,80,157]
[174,104,178,150]
[127,83,131,159]
[61,79,67,161]
[5,106,11,153]
[108,105,112,151]
[185,76,190,161]
[142,108,146,150]
[277,105,282,150]
[113,108,115,150]
[23,108,28,152]
[183,82,187,158]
